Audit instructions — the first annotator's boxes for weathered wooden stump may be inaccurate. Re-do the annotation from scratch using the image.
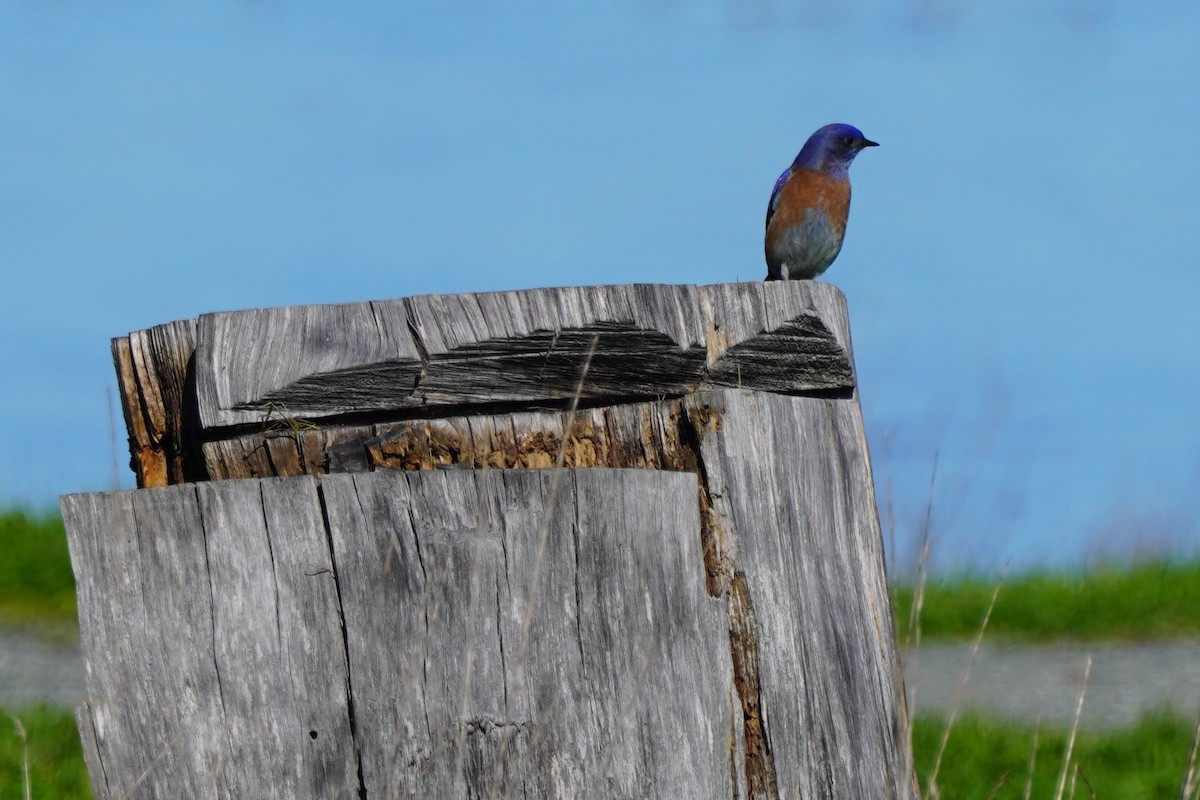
[64,281,915,799]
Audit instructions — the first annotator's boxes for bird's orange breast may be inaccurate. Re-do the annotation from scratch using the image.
[768,169,852,235]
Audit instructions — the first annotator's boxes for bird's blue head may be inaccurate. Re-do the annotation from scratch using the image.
[792,123,879,175]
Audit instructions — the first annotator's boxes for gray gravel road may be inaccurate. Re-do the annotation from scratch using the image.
[906,641,1200,729]
[0,628,88,710]
[3,628,1198,730]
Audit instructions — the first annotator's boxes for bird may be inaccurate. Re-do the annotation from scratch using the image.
[764,123,878,281]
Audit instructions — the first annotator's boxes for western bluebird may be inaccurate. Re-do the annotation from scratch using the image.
[764,123,878,281]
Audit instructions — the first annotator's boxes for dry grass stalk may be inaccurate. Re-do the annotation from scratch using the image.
[901,527,934,796]
[116,727,187,800]
[902,528,931,798]
[921,566,1008,796]
[983,770,1011,799]
[1053,654,1092,800]
[882,431,896,579]
[1022,720,1041,800]
[1180,707,1200,800]
[923,564,1006,799]
[902,456,939,798]
[9,714,31,800]
[907,534,931,655]
[907,452,939,651]
[1078,765,1098,799]
[488,334,599,799]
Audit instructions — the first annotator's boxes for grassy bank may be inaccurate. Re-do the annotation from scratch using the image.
[892,560,1200,642]
[0,510,76,629]
[912,712,1198,798]
[1,706,89,799]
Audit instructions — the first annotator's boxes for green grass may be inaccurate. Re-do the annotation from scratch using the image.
[0,510,77,629]
[1,706,90,799]
[913,712,1198,799]
[892,560,1200,642]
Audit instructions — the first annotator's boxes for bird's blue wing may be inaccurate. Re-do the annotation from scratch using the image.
[765,168,791,228]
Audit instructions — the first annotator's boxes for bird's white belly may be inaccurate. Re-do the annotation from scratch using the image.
[771,210,844,279]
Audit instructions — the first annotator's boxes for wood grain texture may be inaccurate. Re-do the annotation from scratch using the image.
[321,468,734,797]
[63,469,733,799]
[701,281,855,393]
[404,283,708,408]
[198,478,360,798]
[118,282,859,485]
[186,282,853,434]
[200,398,695,481]
[110,319,199,487]
[686,389,915,799]
[61,480,360,799]
[201,424,363,481]
[62,486,225,799]
[194,300,423,429]
[111,337,158,485]
[87,280,915,797]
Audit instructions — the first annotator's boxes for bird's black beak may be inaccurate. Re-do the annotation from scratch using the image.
[862,138,880,148]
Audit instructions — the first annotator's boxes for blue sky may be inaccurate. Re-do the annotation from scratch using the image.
[2,1,1197,570]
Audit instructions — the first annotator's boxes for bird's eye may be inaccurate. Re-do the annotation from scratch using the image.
[842,136,856,148]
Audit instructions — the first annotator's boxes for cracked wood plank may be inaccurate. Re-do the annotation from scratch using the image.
[61,480,360,800]
[203,478,360,797]
[61,487,225,798]
[62,468,733,799]
[116,282,854,485]
[322,468,732,797]
[110,319,200,487]
[701,281,854,392]
[145,282,854,487]
[200,397,695,480]
[402,283,708,407]
[687,389,916,799]
[85,280,915,797]
[194,300,422,430]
